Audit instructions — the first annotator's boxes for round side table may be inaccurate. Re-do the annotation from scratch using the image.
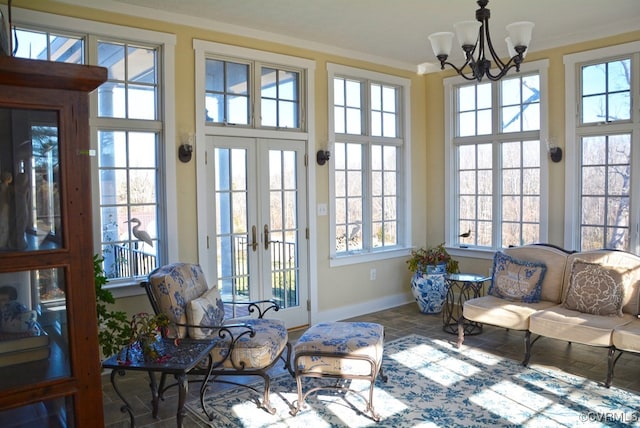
[442,273,490,335]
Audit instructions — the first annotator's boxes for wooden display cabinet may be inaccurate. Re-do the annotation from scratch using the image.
[0,56,107,426]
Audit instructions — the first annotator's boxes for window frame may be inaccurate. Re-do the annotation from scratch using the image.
[327,63,412,267]
[444,59,550,259]
[564,41,640,253]
[9,6,178,294]
[204,55,305,131]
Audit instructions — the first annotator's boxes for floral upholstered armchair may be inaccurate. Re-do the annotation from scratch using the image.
[141,262,292,415]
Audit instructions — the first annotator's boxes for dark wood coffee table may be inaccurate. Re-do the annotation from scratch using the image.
[102,338,216,427]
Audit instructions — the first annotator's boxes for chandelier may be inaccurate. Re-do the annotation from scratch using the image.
[428,0,534,82]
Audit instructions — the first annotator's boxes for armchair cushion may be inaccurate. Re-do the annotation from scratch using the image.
[148,263,209,338]
[187,287,225,339]
[211,318,288,370]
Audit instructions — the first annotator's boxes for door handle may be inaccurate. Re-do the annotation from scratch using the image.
[264,224,270,250]
[250,225,258,252]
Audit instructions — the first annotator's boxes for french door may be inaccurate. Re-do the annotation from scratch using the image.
[206,135,309,328]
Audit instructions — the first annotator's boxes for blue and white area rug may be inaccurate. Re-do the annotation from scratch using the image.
[186,334,640,427]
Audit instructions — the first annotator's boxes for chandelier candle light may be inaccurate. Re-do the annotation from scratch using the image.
[428,0,534,82]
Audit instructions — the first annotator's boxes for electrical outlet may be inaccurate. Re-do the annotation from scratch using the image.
[370,268,376,281]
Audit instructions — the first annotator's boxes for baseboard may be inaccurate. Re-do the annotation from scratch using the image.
[313,292,412,324]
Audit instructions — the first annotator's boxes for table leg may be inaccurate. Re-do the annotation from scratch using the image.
[200,354,215,421]
[175,373,188,428]
[147,371,159,418]
[110,369,135,427]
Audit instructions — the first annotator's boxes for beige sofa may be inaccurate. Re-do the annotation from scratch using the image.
[459,244,640,387]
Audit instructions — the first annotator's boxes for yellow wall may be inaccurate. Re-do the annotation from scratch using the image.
[10,1,640,320]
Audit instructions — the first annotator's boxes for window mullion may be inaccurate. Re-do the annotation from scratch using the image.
[362,143,372,250]
[492,140,502,248]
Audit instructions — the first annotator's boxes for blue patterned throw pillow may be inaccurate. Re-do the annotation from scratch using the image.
[488,251,547,303]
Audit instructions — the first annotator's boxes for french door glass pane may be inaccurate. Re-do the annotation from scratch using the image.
[269,150,299,308]
[215,148,250,306]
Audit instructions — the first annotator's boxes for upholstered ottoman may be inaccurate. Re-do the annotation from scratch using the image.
[291,321,386,421]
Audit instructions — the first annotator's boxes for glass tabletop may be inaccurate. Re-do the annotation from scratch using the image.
[445,273,491,282]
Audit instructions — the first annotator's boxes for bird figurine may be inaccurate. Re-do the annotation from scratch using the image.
[459,229,472,238]
[125,218,153,248]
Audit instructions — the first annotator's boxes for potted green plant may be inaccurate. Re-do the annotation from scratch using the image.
[123,312,170,362]
[407,242,459,275]
[94,254,131,359]
[407,243,459,314]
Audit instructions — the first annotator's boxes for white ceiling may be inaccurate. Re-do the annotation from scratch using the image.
[62,0,640,72]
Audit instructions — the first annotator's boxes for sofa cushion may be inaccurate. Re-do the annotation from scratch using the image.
[488,251,547,303]
[529,305,633,347]
[504,245,569,303]
[463,295,558,330]
[563,259,624,316]
[187,286,225,339]
[612,319,640,352]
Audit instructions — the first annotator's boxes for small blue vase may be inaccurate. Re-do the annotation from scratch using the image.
[410,264,448,314]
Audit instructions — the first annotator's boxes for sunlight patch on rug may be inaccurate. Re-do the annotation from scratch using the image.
[186,334,640,427]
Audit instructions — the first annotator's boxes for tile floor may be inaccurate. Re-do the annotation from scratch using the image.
[102,303,640,427]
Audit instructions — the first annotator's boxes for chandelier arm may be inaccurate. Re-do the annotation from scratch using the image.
[484,57,519,81]
[482,17,506,70]
[441,60,479,81]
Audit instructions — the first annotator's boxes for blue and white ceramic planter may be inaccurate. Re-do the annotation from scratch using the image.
[410,263,448,314]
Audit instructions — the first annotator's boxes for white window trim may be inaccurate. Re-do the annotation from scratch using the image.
[443,59,550,257]
[327,63,412,267]
[564,41,640,252]
[8,7,178,296]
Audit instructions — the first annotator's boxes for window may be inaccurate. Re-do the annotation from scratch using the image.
[96,40,162,281]
[445,61,548,250]
[13,28,84,63]
[565,42,640,252]
[12,9,177,287]
[328,64,410,263]
[205,58,302,129]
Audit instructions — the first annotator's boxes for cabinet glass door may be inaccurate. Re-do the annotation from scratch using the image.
[0,107,74,425]
[0,108,62,253]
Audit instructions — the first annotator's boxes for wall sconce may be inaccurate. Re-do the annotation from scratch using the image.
[316,150,331,166]
[179,133,194,163]
[546,138,562,163]
[549,146,563,163]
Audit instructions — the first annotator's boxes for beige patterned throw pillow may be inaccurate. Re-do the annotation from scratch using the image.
[564,259,625,316]
[187,286,225,339]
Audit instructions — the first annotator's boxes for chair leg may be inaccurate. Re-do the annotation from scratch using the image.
[456,316,465,348]
[606,347,625,388]
[259,372,276,414]
[606,347,616,388]
[283,342,294,377]
[523,331,532,366]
